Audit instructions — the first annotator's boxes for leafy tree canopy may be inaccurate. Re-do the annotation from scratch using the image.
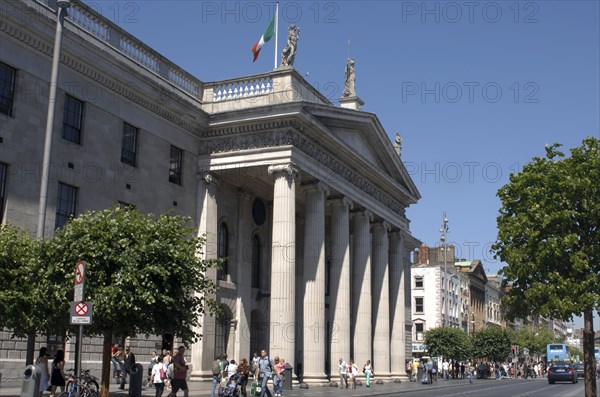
[472,326,512,361]
[424,326,472,360]
[43,206,219,341]
[494,137,600,321]
[510,327,554,356]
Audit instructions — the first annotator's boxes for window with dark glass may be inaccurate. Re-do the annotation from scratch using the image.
[0,62,16,116]
[55,182,77,229]
[169,145,183,185]
[62,94,84,144]
[415,297,424,313]
[251,235,261,289]
[415,276,424,289]
[415,323,424,341]
[217,222,228,281]
[121,122,138,167]
[0,163,7,222]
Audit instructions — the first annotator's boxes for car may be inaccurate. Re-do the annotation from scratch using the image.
[548,361,578,384]
[573,363,585,379]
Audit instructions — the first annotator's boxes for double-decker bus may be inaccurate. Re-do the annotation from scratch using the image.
[547,344,570,361]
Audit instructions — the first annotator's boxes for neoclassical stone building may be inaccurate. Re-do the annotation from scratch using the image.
[0,0,420,383]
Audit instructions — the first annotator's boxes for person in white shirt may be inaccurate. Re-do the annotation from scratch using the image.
[227,360,238,380]
[151,355,165,397]
[442,359,449,381]
[338,358,348,389]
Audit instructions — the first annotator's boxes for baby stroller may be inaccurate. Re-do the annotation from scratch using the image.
[219,373,241,397]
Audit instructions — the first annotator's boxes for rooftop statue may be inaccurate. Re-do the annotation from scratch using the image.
[281,24,300,67]
[394,131,403,157]
[343,58,356,97]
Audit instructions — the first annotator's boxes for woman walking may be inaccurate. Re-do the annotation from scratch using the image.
[363,360,373,387]
[151,355,165,397]
[237,358,250,397]
[50,350,66,397]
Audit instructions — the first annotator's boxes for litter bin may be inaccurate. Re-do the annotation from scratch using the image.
[128,364,144,397]
[283,363,292,391]
[21,365,40,397]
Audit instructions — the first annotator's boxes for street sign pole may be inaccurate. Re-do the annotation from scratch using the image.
[73,261,87,396]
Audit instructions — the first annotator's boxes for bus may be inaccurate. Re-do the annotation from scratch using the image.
[595,347,600,361]
[547,344,570,362]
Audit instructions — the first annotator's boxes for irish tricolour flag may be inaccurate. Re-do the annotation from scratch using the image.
[251,15,275,62]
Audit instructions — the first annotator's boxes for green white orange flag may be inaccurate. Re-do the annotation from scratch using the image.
[251,15,275,62]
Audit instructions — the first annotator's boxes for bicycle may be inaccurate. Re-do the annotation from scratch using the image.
[58,371,98,397]
[66,370,99,393]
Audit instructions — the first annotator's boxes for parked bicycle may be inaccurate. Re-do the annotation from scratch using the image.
[66,370,99,393]
[58,370,98,397]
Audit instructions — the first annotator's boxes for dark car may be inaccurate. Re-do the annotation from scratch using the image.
[573,363,585,379]
[548,361,578,384]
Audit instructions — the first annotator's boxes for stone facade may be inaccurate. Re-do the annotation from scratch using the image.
[0,0,421,385]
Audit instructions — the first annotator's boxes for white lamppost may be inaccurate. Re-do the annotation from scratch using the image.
[440,211,449,327]
[36,0,72,239]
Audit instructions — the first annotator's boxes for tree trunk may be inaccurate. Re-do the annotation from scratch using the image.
[100,332,112,397]
[583,308,597,397]
[25,332,36,366]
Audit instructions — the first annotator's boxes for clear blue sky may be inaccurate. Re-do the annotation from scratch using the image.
[87,0,599,326]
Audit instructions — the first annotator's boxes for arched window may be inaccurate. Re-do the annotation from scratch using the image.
[251,235,260,288]
[217,222,229,281]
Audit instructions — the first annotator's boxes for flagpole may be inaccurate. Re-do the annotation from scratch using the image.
[274,1,279,69]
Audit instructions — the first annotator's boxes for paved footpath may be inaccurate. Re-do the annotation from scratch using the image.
[0,378,474,397]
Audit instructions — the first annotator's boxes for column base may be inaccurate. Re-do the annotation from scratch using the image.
[301,373,330,386]
[189,371,215,382]
[391,373,410,383]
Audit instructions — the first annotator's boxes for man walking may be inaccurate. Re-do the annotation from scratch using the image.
[442,359,449,381]
[338,358,348,388]
[167,346,189,397]
[209,355,222,397]
[258,350,273,397]
[120,347,136,390]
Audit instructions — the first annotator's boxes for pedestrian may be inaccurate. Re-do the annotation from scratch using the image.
[120,346,136,390]
[151,355,166,397]
[468,362,474,384]
[252,352,260,379]
[338,358,348,389]
[273,357,285,396]
[149,351,159,387]
[406,360,412,381]
[112,343,124,378]
[258,349,274,397]
[209,355,222,397]
[167,345,189,397]
[35,347,50,397]
[442,359,449,381]
[50,349,66,397]
[227,360,238,381]
[221,354,229,379]
[412,360,419,381]
[347,361,357,389]
[363,360,372,387]
[237,358,250,397]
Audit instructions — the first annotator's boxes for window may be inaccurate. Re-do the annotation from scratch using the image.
[55,182,77,229]
[251,235,261,289]
[415,297,424,313]
[0,62,16,116]
[169,145,183,185]
[217,222,229,281]
[415,323,424,341]
[121,122,138,167]
[415,276,423,289]
[0,163,7,221]
[62,94,84,144]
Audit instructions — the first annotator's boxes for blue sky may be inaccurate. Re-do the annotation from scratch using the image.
[88,1,599,326]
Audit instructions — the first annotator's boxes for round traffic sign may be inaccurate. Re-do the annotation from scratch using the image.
[74,301,88,316]
[75,262,85,285]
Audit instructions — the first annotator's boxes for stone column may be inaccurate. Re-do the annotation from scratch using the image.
[404,247,412,362]
[351,210,373,369]
[328,197,352,376]
[268,163,300,364]
[371,221,391,378]
[302,181,329,382]
[235,189,253,360]
[389,230,407,379]
[191,172,219,379]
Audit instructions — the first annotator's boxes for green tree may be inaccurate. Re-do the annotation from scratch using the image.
[472,326,512,361]
[510,327,554,358]
[424,326,472,360]
[43,207,219,397]
[494,137,599,397]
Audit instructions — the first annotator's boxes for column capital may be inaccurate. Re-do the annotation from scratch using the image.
[328,196,354,210]
[351,208,373,221]
[372,219,391,232]
[268,163,301,179]
[302,180,330,196]
[197,172,220,186]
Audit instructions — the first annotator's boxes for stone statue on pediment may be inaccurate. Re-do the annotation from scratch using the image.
[343,58,356,97]
[394,131,403,156]
[281,24,300,67]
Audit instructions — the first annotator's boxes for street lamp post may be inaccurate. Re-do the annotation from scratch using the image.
[471,312,476,336]
[36,0,72,239]
[28,0,72,367]
[440,211,449,327]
